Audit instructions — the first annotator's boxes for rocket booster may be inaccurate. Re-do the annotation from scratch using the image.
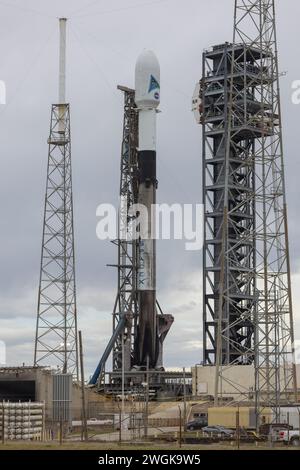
[135,50,160,368]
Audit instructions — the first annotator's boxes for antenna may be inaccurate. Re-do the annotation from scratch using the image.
[59,18,67,134]
[59,18,67,104]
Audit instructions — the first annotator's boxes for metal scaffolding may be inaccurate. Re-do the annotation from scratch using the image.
[202,43,256,368]
[90,86,139,389]
[199,0,297,423]
[112,86,140,380]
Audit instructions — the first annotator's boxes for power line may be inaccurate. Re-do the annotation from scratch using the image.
[0,0,55,19]
[69,20,191,102]
[71,21,130,65]
[68,24,120,102]
[69,0,105,17]
[71,19,190,101]
[72,0,170,19]
[0,25,57,117]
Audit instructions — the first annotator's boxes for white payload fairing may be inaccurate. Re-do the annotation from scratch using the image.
[135,50,160,368]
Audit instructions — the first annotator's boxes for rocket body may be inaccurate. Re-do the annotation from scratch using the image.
[135,50,160,368]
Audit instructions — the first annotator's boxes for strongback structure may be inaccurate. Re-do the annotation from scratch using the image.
[89,86,139,389]
[90,84,174,393]
[197,0,297,421]
[34,19,79,379]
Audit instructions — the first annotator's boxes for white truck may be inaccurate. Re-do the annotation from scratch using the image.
[278,429,300,446]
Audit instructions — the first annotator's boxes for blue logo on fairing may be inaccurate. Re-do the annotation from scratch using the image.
[149,75,160,93]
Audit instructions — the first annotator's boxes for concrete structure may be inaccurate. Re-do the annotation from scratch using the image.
[207,406,300,429]
[0,367,83,421]
[192,364,300,401]
[192,365,255,399]
[279,407,300,429]
[208,407,272,429]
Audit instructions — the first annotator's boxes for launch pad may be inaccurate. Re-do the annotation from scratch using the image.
[99,370,192,398]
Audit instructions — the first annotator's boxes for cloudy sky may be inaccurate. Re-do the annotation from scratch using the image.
[0,0,300,378]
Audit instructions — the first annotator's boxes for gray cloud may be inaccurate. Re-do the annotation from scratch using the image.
[0,0,300,377]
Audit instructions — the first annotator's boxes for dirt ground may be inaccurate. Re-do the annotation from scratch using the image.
[0,441,297,451]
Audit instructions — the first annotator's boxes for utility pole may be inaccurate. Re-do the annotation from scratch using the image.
[183,367,187,429]
[178,406,182,448]
[121,332,125,433]
[1,402,4,444]
[236,407,240,450]
[144,357,150,438]
[59,419,63,445]
[79,331,88,441]
[118,404,122,445]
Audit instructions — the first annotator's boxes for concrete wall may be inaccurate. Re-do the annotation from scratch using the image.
[207,406,272,428]
[192,364,300,401]
[192,365,255,399]
[0,367,83,421]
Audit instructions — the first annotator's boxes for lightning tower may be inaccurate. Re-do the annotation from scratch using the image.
[34,19,78,379]
[197,0,297,422]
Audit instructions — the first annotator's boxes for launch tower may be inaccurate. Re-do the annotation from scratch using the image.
[195,0,297,422]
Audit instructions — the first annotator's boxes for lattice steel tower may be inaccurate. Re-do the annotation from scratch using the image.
[34,19,79,379]
[89,87,139,388]
[111,86,140,379]
[198,0,297,418]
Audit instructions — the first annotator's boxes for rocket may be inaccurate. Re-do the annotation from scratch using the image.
[135,50,160,368]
